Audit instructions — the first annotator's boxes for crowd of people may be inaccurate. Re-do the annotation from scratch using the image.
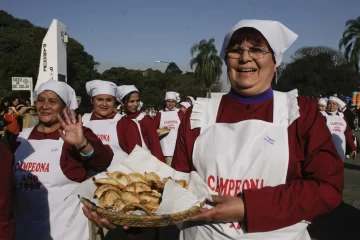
[0,19,353,240]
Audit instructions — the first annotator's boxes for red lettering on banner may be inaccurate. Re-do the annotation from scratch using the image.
[207,175,215,191]
[229,222,241,229]
[14,162,50,172]
[96,134,110,142]
[207,176,265,196]
[219,178,229,195]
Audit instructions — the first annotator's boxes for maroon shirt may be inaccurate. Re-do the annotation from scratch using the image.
[172,94,343,232]
[127,112,165,162]
[0,141,14,240]
[89,113,142,154]
[28,126,113,182]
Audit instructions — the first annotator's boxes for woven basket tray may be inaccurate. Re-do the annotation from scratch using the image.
[80,196,205,227]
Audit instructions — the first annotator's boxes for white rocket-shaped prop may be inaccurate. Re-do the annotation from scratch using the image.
[35,19,68,92]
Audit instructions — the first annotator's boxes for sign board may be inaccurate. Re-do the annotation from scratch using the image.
[12,77,32,90]
[345,96,352,101]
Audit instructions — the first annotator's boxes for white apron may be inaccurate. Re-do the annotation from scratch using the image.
[82,113,128,167]
[180,90,310,240]
[159,109,181,156]
[320,111,347,160]
[131,112,149,152]
[14,127,88,240]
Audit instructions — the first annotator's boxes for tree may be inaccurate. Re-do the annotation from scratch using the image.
[339,16,360,72]
[190,38,223,97]
[0,10,99,108]
[165,62,182,75]
[274,46,359,97]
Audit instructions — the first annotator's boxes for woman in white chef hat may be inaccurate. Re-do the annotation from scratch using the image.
[179,101,191,113]
[320,96,357,160]
[117,85,165,162]
[317,97,327,111]
[83,20,344,240]
[154,91,184,166]
[185,96,195,105]
[169,20,344,240]
[14,79,113,240]
[83,80,143,167]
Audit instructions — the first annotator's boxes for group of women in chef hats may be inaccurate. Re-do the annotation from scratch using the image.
[1,18,347,240]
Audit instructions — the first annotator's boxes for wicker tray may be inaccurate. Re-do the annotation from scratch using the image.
[80,196,205,227]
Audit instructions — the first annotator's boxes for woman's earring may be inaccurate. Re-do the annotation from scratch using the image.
[275,72,278,84]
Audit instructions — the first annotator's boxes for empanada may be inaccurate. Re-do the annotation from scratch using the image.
[106,171,132,186]
[94,184,121,199]
[127,173,148,184]
[99,190,121,208]
[119,191,142,204]
[124,182,152,193]
[143,201,160,212]
[140,192,160,204]
[93,177,125,189]
[144,172,161,182]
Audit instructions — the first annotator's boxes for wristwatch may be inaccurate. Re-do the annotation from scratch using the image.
[76,138,89,151]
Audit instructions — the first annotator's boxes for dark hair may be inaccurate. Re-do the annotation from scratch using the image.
[226,27,276,64]
[122,91,140,104]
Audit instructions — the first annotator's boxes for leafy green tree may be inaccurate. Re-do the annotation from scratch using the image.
[274,46,359,96]
[190,38,223,97]
[339,16,360,72]
[0,10,99,109]
[165,62,182,75]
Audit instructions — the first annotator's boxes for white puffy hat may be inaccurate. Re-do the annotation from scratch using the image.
[186,96,195,105]
[180,102,191,109]
[165,91,181,103]
[220,20,298,67]
[318,98,328,106]
[117,85,139,101]
[329,96,346,109]
[86,80,118,98]
[35,80,78,110]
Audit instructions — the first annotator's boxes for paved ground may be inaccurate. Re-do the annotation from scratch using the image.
[308,131,360,240]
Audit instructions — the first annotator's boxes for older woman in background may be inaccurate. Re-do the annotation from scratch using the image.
[14,80,113,240]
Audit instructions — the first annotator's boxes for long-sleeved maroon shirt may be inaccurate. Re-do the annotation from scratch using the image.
[172,94,343,233]
[127,112,165,162]
[89,113,142,154]
[27,126,113,182]
[0,141,14,240]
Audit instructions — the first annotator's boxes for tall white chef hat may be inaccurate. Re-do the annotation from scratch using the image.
[165,91,181,103]
[117,85,139,101]
[318,98,328,106]
[329,96,346,109]
[86,80,118,98]
[180,102,191,109]
[186,96,195,105]
[35,79,78,110]
[220,20,298,67]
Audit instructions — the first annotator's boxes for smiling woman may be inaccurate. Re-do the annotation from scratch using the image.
[82,80,143,169]
[117,85,165,162]
[13,80,113,240]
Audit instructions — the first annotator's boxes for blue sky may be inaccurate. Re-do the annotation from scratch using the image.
[2,0,360,91]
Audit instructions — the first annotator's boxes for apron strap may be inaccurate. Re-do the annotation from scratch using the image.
[190,97,222,131]
[273,89,300,127]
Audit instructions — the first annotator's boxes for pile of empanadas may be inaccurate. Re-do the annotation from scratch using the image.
[93,171,188,215]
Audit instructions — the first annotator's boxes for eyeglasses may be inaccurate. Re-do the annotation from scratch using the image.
[226,47,271,60]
